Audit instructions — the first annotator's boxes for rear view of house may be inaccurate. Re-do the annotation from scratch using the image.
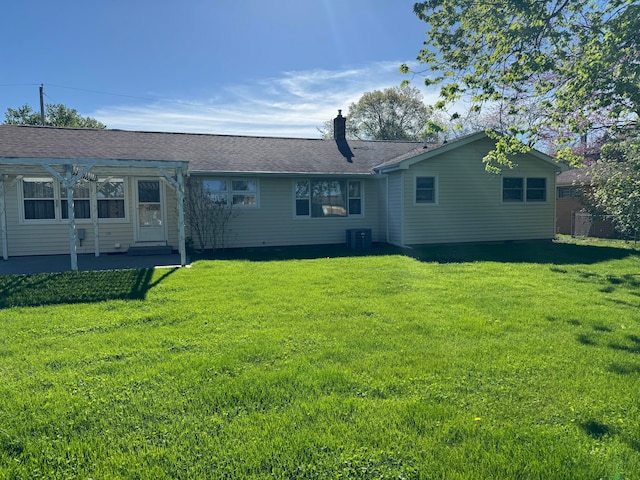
[1,120,563,270]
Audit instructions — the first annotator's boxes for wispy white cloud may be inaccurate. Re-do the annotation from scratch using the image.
[92,61,442,138]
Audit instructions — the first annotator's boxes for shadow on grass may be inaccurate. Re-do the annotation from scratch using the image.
[0,267,178,309]
[608,362,640,375]
[609,335,640,354]
[580,420,614,439]
[200,240,638,266]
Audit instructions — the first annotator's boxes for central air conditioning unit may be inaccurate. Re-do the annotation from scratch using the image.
[346,228,372,249]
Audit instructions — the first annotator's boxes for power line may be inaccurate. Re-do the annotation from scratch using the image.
[0,83,41,88]
[45,83,164,102]
[2,82,209,109]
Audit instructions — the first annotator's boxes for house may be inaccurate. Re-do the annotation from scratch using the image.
[556,167,615,237]
[0,115,564,270]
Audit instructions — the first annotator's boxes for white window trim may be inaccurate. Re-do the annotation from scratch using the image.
[348,180,364,217]
[98,177,129,224]
[293,178,364,219]
[61,182,92,223]
[201,177,260,209]
[414,175,438,206]
[19,177,58,225]
[18,176,129,224]
[230,178,260,208]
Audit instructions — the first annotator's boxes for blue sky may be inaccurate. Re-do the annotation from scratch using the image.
[1,0,435,137]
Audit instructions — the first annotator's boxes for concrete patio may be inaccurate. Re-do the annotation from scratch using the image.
[0,253,189,275]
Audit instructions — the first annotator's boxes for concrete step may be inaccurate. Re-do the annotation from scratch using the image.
[127,245,173,256]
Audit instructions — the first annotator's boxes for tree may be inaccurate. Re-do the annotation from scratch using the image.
[184,177,238,252]
[591,141,640,240]
[4,103,106,129]
[402,0,639,171]
[319,86,437,141]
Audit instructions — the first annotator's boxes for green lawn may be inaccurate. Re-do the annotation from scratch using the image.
[1,239,640,479]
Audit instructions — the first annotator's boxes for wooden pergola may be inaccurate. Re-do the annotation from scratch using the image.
[0,157,188,271]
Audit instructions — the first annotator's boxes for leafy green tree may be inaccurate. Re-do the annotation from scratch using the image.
[320,86,436,141]
[4,103,106,129]
[591,141,640,240]
[402,0,639,171]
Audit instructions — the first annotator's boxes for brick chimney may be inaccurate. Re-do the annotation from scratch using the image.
[333,110,346,141]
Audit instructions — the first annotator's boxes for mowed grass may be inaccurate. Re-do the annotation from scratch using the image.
[1,240,640,478]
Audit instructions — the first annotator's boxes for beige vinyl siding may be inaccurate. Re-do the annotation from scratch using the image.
[164,185,179,249]
[386,173,403,245]
[401,139,558,245]
[191,176,382,248]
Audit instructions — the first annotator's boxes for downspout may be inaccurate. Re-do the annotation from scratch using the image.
[385,175,389,244]
[0,175,8,260]
[400,171,405,246]
[553,172,559,239]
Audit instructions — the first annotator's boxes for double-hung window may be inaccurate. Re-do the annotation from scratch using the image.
[61,182,91,219]
[97,178,126,219]
[295,179,362,217]
[416,176,436,204]
[22,178,56,220]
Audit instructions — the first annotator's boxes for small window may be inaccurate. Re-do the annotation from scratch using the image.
[61,182,91,219]
[295,180,311,216]
[202,179,228,206]
[348,181,362,215]
[503,178,524,202]
[23,178,56,220]
[557,186,581,199]
[526,178,546,201]
[231,180,258,206]
[98,178,126,219]
[416,176,436,204]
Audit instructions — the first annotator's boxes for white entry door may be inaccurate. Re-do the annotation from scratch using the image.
[136,179,166,243]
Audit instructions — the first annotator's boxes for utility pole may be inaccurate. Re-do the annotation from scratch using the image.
[39,84,45,126]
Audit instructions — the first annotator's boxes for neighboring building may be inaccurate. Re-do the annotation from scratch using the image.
[556,167,615,238]
[0,117,564,270]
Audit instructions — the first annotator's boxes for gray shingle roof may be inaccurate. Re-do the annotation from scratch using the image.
[557,167,592,185]
[0,125,421,175]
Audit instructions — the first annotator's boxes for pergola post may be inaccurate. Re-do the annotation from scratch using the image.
[176,167,187,266]
[159,166,187,267]
[90,181,100,257]
[65,165,79,271]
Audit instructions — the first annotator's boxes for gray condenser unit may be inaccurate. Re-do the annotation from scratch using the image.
[346,228,372,249]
